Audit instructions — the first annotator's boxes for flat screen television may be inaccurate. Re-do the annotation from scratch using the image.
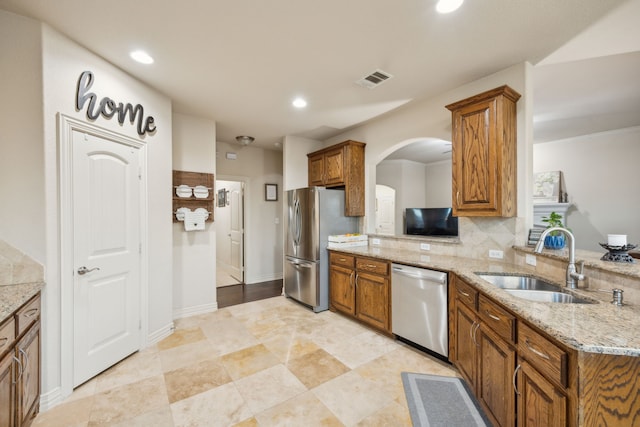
[405,207,458,237]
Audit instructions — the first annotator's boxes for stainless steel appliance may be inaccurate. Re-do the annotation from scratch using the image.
[284,187,358,312]
[391,263,448,358]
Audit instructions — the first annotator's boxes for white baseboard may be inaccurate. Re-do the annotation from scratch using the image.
[147,321,175,346]
[172,302,218,320]
[39,386,63,412]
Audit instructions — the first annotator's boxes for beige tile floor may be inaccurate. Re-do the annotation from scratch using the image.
[216,264,241,287]
[33,296,458,427]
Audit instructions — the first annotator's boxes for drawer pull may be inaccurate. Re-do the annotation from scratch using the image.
[339,258,347,262]
[458,290,470,298]
[486,311,501,322]
[365,264,377,269]
[525,339,551,360]
[0,337,7,347]
[513,364,521,395]
[23,308,39,318]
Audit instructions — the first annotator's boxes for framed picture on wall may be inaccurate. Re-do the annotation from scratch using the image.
[265,184,278,201]
[217,189,226,207]
[533,171,565,203]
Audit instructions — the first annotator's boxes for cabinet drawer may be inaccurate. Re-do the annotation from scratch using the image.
[16,294,41,336]
[0,317,15,355]
[356,257,389,276]
[478,295,515,343]
[330,252,355,268]
[518,322,567,388]
[454,278,478,309]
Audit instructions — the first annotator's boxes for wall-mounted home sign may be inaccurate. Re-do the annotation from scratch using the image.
[75,70,156,136]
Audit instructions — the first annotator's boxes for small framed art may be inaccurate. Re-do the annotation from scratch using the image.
[265,184,278,201]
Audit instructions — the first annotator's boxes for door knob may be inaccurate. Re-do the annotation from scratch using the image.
[77,266,100,275]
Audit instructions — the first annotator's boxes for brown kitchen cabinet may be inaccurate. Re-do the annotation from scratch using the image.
[329,252,356,315]
[0,293,41,427]
[446,85,521,217]
[450,276,516,427]
[329,251,391,334]
[307,140,365,216]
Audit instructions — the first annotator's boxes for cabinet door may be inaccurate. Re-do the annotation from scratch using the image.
[16,323,39,427]
[308,153,325,186]
[517,360,567,427]
[323,148,345,186]
[355,272,389,332]
[477,324,516,427]
[454,302,478,390]
[451,98,497,215]
[0,352,15,427]
[330,265,356,315]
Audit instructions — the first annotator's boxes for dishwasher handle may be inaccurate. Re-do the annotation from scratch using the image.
[392,265,447,284]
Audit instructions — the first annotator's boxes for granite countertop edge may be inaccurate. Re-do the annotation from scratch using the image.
[0,282,45,321]
[329,246,640,357]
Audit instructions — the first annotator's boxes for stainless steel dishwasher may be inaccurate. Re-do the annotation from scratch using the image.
[391,263,448,359]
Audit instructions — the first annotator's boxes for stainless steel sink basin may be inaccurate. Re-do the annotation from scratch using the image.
[504,289,594,304]
[475,273,595,304]
[476,274,560,291]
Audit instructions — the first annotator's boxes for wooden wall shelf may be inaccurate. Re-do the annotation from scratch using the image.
[172,170,214,222]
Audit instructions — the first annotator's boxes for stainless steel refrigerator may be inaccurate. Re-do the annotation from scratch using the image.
[284,187,358,312]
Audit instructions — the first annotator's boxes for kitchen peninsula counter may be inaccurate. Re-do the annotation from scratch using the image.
[329,245,640,357]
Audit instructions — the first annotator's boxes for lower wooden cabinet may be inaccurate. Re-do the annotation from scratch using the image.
[516,359,567,427]
[452,301,478,388]
[477,324,516,427]
[329,251,391,334]
[0,293,41,427]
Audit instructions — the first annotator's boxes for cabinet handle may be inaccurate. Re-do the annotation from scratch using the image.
[350,271,355,288]
[456,191,460,207]
[23,308,39,318]
[12,355,23,384]
[513,364,521,395]
[470,321,480,346]
[365,264,377,269]
[20,348,29,375]
[0,337,7,347]
[525,339,551,360]
[485,311,501,322]
[355,274,359,288]
[339,258,347,262]
[458,289,470,298]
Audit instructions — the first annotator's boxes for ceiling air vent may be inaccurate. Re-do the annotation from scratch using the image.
[355,69,393,89]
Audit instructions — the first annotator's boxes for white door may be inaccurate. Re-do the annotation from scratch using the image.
[229,184,244,282]
[375,185,396,235]
[72,130,141,387]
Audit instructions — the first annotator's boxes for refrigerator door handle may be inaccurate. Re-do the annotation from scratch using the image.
[293,198,302,247]
[286,257,313,268]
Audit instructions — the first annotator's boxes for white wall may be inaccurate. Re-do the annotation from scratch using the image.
[283,135,323,190]
[217,142,283,283]
[312,63,532,250]
[0,11,45,263]
[534,126,640,251]
[172,113,217,317]
[425,160,453,208]
[9,19,175,405]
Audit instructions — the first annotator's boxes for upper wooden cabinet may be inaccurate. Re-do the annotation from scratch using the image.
[446,85,521,217]
[307,140,365,216]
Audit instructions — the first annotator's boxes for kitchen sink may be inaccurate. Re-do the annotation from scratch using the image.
[504,289,594,304]
[476,273,560,291]
[476,273,595,304]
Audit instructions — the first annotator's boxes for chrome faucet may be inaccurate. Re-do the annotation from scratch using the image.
[534,227,585,289]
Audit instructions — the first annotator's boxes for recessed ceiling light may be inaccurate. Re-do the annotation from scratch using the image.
[130,50,154,64]
[292,97,307,108]
[436,0,464,14]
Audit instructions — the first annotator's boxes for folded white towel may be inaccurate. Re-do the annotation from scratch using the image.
[184,209,207,231]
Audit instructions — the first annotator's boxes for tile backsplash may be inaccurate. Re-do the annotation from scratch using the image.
[0,240,44,285]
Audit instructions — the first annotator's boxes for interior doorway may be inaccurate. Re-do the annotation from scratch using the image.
[215,179,245,286]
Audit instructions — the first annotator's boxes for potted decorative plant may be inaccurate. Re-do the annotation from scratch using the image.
[541,211,566,249]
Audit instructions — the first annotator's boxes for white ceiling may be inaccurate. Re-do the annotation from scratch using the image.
[1,0,638,152]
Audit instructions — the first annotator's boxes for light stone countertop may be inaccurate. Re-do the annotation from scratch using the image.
[331,246,640,357]
[0,282,44,321]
